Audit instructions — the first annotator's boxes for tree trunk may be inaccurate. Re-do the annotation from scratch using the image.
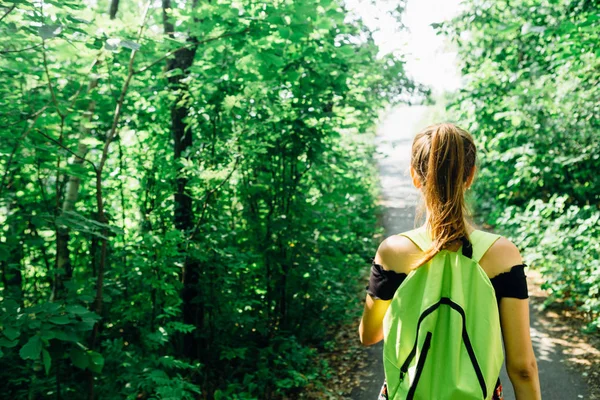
[2,198,24,305]
[171,45,203,361]
[162,0,203,360]
[109,0,120,19]
[87,2,150,397]
[53,100,95,300]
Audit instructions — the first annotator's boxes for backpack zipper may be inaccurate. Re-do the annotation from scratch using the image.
[406,331,432,400]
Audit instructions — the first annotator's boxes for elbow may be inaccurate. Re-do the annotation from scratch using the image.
[507,359,538,381]
[359,335,377,346]
[358,321,375,346]
[358,325,370,346]
[359,337,379,346]
[358,323,381,346]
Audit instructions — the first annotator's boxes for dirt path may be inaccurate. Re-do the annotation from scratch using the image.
[349,105,593,400]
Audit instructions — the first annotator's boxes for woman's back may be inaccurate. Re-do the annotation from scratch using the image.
[375,226,523,281]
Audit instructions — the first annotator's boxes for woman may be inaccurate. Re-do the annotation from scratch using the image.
[358,123,542,400]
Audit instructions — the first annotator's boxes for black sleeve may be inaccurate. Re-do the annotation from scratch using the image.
[490,264,529,299]
[365,258,407,301]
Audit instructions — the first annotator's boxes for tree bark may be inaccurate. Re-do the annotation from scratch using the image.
[2,198,24,305]
[162,0,203,360]
[53,97,96,300]
[109,0,120,20]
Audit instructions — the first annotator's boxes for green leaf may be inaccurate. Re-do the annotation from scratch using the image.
[496,23,520,33]
[0,244,9,262]
[62,163,90,179]
[337,45,355,57]
[19,335,42,360]
[0,337,19,348]
[1,299,19,314]
[278,27,292,39]
[55,211,123,239]
[166,322,196,333]
[42,349,51,375]
[70,347,89,370]
[164,68,183,78]
[86,37,103,50]
[120,40,141,51]
[39,25,63,40]
[258,51,285,67]
[49,315,71,325]
[223,95,240,111]
[40,329,58,340]
[105,38,120,51]
[3,327,19,341]
[521,23,546,35]
[88,351,104,373]
[66,15,90,24]
[41,302,61,314]
[54,330,79,342]
[79,316,99,330]
[66,305,90,315]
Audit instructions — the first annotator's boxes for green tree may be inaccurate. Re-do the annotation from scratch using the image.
[441,0,600,331]
[0,0,416,398]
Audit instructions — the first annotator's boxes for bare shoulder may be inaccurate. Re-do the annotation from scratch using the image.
[479,236,525,277]
[374,234,421,274]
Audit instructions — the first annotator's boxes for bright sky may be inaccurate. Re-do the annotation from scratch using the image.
[345,0,463,95]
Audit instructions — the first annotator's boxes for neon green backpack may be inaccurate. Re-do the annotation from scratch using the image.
[382,226,503,400]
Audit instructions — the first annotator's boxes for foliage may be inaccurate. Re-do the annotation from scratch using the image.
[440,0,600,330]
[0,0,415,398]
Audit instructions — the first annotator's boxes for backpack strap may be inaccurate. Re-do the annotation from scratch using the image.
[468,230,502,263]
[398,225,431,252]
[398,226,501,262]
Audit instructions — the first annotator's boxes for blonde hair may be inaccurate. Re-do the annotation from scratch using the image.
[410,123,477,269]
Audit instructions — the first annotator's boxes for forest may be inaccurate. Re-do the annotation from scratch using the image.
[0,0,598,399]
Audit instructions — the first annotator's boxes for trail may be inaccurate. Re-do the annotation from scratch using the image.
[349,105,590,400]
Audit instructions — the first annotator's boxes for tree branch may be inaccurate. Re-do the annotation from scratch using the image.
[0,4,16,23]
[90,2,152,360]
[98,1,152,174]
[0,105,49,197]
[41,39,64,118]
[66,58,100,110]
[187,156,241,242]
[134,28,251,75]
[134,42,196,75]
[34,129,98,174]
[0,44,42,54]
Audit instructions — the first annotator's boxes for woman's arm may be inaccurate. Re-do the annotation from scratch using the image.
[500,297,541,400]
[358,235,414,345]
[359,294,391,345]
[486,238,541,400]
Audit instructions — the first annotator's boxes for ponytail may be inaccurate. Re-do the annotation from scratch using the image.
[410,123,477,269]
